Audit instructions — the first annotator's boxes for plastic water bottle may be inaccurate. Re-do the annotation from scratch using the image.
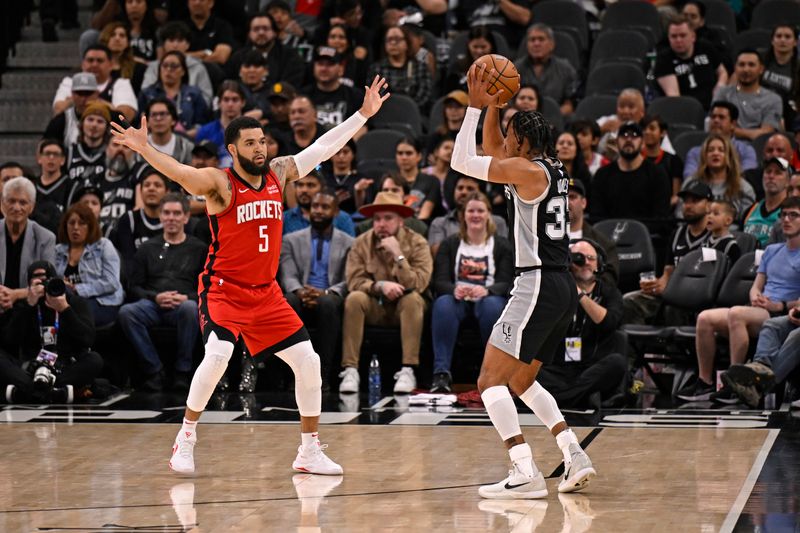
[369,354,381,399]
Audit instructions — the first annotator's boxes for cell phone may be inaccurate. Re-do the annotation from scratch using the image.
[36,349,58,366]
[402,288,414,295]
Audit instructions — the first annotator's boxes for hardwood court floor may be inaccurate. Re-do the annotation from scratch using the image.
[0,422,774,531]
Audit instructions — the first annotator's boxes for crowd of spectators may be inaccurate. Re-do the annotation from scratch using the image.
[1,0,800,408]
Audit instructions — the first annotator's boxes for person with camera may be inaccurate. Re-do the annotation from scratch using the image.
[534,239,627,409]
[0,261,101,403]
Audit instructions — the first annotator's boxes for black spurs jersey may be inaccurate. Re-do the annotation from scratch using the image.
[66,142,106,184]
[97,162,148,236]
[505,158,571,270]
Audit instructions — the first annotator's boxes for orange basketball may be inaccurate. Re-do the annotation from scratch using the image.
[473,54,521,105]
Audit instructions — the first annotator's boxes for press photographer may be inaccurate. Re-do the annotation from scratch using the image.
[0,261,102,403]
[535,239,628,409]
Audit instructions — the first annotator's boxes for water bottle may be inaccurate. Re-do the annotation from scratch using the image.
[369,354,381,399]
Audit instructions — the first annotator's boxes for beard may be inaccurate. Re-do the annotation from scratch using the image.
[237,153,269,176]
[619,146,640,161]
[684,211,706,224]
[310,216,333,231]
[108,154,130,176]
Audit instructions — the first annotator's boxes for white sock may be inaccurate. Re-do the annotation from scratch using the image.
[301,432,320,450]
[181,418,197,439]
[509,442,537,477]
[518,381,565,431]
[481,386,522,441]
[556,428,579,464]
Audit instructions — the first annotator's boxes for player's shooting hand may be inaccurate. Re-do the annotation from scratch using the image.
[359,76,390,119]
[110,114,149,154]
[466,63,502,110]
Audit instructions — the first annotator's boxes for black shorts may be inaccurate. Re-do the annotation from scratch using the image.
[489,270,578,364]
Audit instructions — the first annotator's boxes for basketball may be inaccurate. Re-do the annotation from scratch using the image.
[473,54,521,105]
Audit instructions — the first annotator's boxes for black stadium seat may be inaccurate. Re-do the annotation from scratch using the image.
[589,30,649,70]
[531,1,589,52]
[356,130,405,161]
[585,63,645,96]
[594,219,655,294]
[647,96,706,131]
[751,0,800,31]
[672,131,709,162]
[368,94,423,138]
[715,251,759,307]
[573,95,617,122]
[601,1,662,47]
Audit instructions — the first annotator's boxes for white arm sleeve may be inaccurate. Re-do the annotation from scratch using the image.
[450,107,492,181]
[292,111,368,178]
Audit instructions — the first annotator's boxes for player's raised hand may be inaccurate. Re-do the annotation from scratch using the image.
[466,63,503,110]
[110,114,149,154]
[359,75,390,118]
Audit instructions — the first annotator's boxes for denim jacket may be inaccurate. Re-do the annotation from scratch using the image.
[55,238,124,306]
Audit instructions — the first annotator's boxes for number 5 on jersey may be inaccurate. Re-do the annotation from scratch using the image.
[259,225,269,252]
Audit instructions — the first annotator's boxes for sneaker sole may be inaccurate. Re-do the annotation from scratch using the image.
[558,467,596,493]
[292,465,344,475]
[169,461,195,474]
[721,373,761,408]
[478,487,549,500]
[725,366,775,392]
[676,391,712,402]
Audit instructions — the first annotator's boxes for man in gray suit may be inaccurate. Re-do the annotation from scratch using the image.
[0,177,56,311]
[280,190,354,390]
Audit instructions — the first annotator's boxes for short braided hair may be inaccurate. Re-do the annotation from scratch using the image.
[510,110,557,161]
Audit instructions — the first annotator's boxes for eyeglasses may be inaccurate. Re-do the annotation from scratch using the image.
[149,111,170,119]
[161,62,182,70]
[779,211,800,220]
[41,151,63,158]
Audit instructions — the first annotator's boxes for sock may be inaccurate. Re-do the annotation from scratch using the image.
[301,432,320,450]
[509,442,537,477]
[481,386,523,441]
[518,381,565,431]
[181,418,197,439]
[555,428,579,464]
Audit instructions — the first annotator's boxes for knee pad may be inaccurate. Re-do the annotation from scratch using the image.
[276,340,322,391]
[186,332,235,412]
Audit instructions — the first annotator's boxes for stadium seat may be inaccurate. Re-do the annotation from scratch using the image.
[356,158,398,180]
[733,29,772,55]
[356,130,406,161]
[715,251,759,307]
[594,219,656,294]
[732,232,759,255]
[573,95,617,122]
[540,96,564,131]
[585,62,645,97]
[702,0,738,37]
[751,0,800,31]
[647,96,706,131]
[368,94,423,138]
[589,30,649,70]
[530,1,589,51]
[601,1,662,47]
[672,130,709,161]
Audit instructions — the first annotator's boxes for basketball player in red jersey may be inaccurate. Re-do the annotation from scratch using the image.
[110,76,391,475]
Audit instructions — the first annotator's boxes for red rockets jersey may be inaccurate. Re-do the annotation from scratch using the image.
[201,168,284,287]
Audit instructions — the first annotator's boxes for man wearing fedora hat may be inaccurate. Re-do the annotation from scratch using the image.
[339,192,433,394]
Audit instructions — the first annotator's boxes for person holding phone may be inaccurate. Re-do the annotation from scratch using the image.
[338,192,433,394]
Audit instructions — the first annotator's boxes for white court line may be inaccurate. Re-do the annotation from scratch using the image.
[719,428,780,533]
[98,393,130,406]
[370,396,394,409]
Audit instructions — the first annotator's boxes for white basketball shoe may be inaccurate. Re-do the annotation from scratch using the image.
[292,442,344,475]
[558,443,596,493]
[478,463,548,499]
[169,430,197,474]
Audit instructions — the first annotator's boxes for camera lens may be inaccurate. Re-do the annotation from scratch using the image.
[571,252,586,267]
[45,278,66,297]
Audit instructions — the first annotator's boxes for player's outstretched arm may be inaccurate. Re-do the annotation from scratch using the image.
[110,115,223,197]
[271,76,391,186]
[465,64,506,159]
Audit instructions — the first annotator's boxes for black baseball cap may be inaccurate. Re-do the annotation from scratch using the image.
[267,81,297,102]
[678,181,713,201]
[192,140,219,158]
[73,183,103,205]
[617,121,642,137]
[763,156,792,174]
[313,46,343,64]
[569,178,586,197]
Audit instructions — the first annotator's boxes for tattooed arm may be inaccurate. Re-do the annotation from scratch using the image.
[271,76,391,186]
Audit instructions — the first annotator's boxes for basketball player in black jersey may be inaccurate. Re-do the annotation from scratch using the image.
[451,64,596,499]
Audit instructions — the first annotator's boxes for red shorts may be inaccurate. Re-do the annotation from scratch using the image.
[198,276,304,355]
